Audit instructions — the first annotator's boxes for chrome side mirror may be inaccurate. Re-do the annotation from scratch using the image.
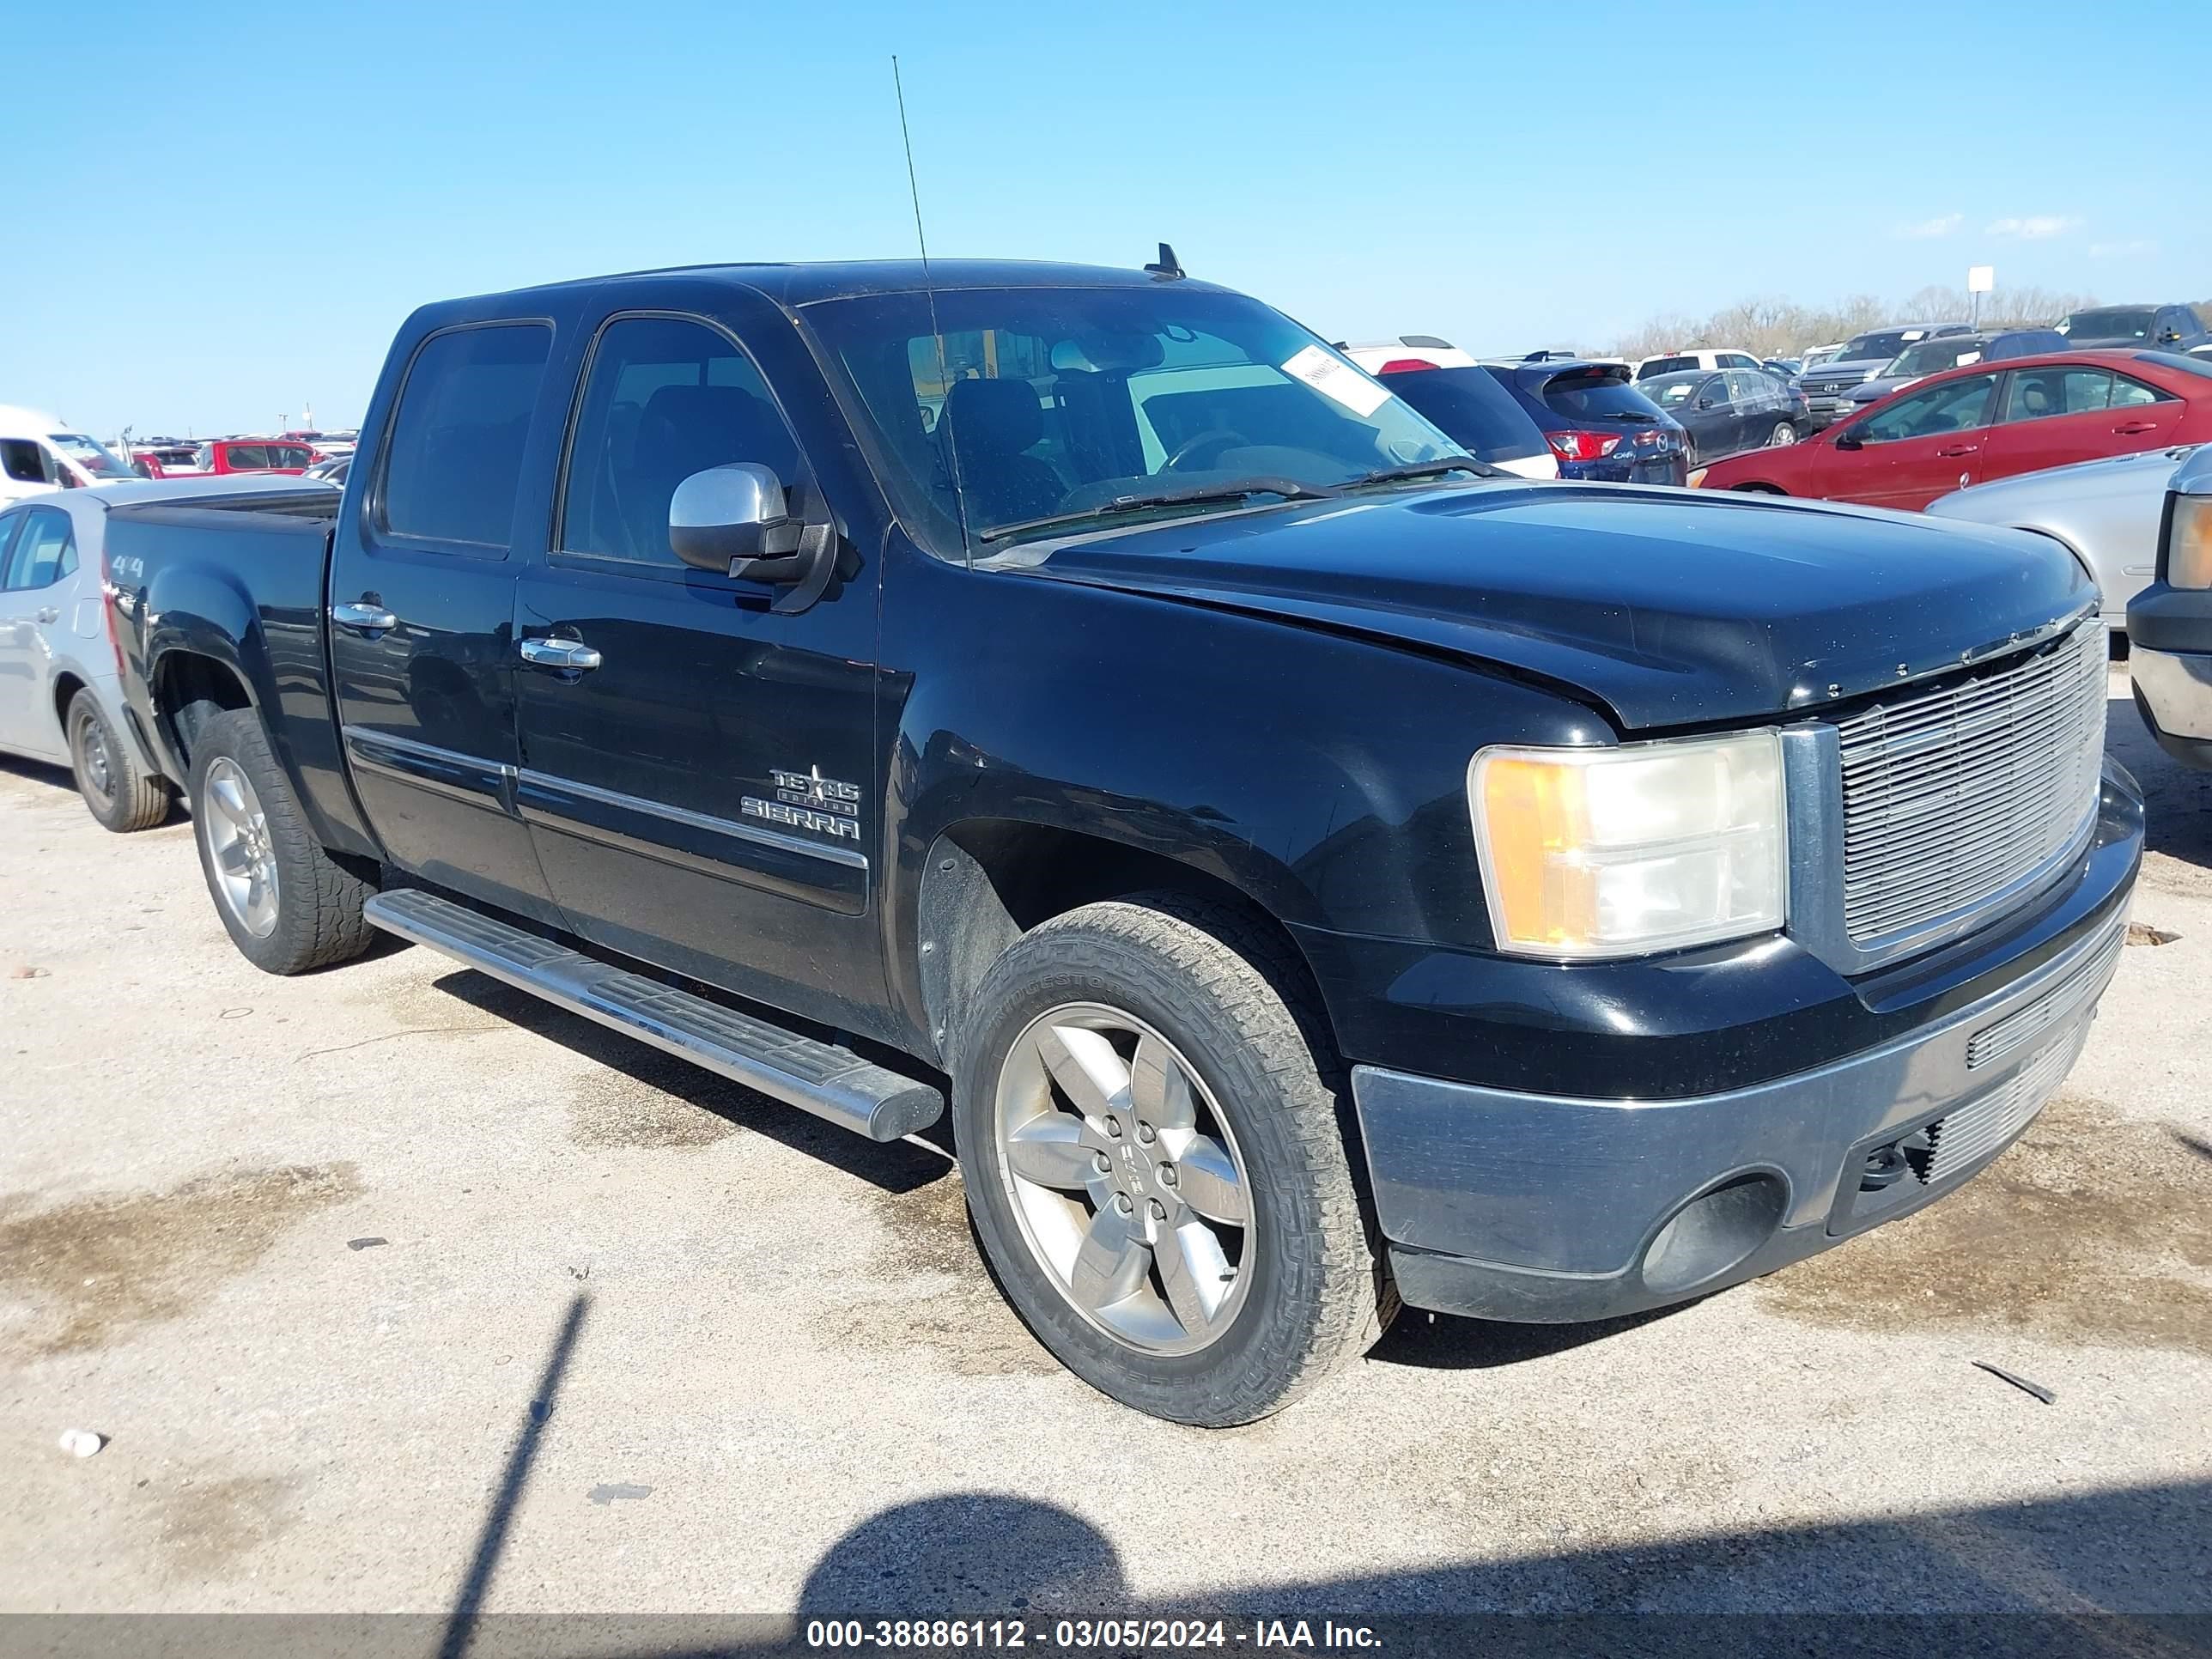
[668,463,799,574]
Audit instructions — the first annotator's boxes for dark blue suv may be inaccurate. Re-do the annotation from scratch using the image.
[1478,360,1689,483]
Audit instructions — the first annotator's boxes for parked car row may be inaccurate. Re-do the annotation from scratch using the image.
[1697,347,2212,509]
[1346,340,1806,478]
[126,429,357,481]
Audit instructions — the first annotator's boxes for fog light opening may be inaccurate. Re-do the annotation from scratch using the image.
[1640,1173,1788,1297]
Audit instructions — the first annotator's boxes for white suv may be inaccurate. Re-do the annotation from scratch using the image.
[1632,348,1764,381]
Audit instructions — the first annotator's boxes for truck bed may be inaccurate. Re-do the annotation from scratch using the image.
[102,486,374,863]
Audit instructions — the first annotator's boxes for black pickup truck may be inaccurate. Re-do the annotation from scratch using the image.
[103,258,2142,1425]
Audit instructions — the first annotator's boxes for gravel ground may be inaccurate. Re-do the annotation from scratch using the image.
[1,669,2208,1631]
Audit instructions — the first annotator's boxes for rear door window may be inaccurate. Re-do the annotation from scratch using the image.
[2110,374,2169,409]
[2,507,75,590]
[1371,368,1546,461]
[378,322,553,550]
[2000,368,2115,422]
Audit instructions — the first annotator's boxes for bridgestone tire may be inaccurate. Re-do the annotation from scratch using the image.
[67,689,168,832]
[955,894,1386,1425]
[188,708,375,975]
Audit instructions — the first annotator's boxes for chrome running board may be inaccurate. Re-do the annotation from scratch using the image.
[364,888,941,1141]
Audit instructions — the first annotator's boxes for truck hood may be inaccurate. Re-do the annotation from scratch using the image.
[1802,359,1884,386]
[1847,374,1917,404]
[1006,483,2094,731]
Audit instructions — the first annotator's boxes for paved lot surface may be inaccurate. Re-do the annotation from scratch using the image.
[2,669,2209,1625]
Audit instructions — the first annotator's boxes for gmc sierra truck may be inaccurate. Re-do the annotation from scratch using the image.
[102,258,2142,1425]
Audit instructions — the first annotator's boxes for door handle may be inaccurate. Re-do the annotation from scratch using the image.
[518,636,603,673]
[2113,421,2158,435]
[331,600,398,633]
[1935,443,1979,457]
[35,606,58,624]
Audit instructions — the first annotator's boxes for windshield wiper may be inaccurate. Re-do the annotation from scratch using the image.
[980,477,1340,543]
[1341,456,1507,485]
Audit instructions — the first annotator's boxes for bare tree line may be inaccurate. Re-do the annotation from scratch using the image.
[1602,284,2115,361]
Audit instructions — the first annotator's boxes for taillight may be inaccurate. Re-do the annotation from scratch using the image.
[1547,430,1622,462]
[1376,358,1433,374]
[100,550,125,674]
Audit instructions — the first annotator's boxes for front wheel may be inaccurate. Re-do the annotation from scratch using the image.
[66,689,168,832]
[1767,421,1799,447]
[954,895,1387,1425]
[188,707,375,975]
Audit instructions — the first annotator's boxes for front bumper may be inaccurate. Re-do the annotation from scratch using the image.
[2130,646,2212,768]
[1347,787,2140,1325]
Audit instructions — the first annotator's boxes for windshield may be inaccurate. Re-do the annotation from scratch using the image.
[2057,307,2154,341]
[1635,372,1706,410]
[1889,337,1984,377]
[1838,331,1916,364]
[49,433,135,479]
[1370,367,1546,462]
[802,284,1470,552]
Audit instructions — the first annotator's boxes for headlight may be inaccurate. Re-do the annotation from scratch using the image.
[2168,494,2212,590]
[1469,730,1786,959]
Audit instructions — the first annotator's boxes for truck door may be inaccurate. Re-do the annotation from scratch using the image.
[326,318,566,926]
[510,307,886,1035]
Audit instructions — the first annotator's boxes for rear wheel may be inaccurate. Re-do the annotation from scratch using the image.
[188,708,375,975]
[954,894,1386,1425]
[1767,422,1798,447]
[66,689,169,833]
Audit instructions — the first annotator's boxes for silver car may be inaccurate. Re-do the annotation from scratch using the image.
[0,475,335,829]
[1924,445,2198,633]
[2127,443,2212,768]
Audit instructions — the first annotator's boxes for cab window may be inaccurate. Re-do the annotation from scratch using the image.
[379,321,553,550]
[557,314,802,566]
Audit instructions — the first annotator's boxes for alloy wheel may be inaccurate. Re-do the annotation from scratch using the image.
[993,1003,1255,1355]
[202,757,280,938]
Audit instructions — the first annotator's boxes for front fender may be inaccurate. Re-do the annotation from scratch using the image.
[875,550,1599,1049]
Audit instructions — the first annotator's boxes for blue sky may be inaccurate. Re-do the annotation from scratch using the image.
[5,0,2202,437]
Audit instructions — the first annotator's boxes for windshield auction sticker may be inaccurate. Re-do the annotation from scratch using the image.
[1282,345,1391,417]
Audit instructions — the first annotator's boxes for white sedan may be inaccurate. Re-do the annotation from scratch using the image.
[0,475,334,829]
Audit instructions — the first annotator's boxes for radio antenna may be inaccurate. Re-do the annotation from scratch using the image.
[892,56,972,566]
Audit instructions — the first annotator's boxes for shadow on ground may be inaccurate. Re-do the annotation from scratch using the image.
[2110,689,2212,875]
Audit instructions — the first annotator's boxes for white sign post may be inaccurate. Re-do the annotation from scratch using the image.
[1968,264,1995,330]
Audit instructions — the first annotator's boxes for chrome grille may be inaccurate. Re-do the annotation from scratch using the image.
[1922,1018,2087,1182]
[1837,622,2106,945]
[1965,916,2125,1070]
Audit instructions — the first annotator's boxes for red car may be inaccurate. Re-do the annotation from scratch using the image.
[1696,349,2212,509]
[166,438,319,479]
